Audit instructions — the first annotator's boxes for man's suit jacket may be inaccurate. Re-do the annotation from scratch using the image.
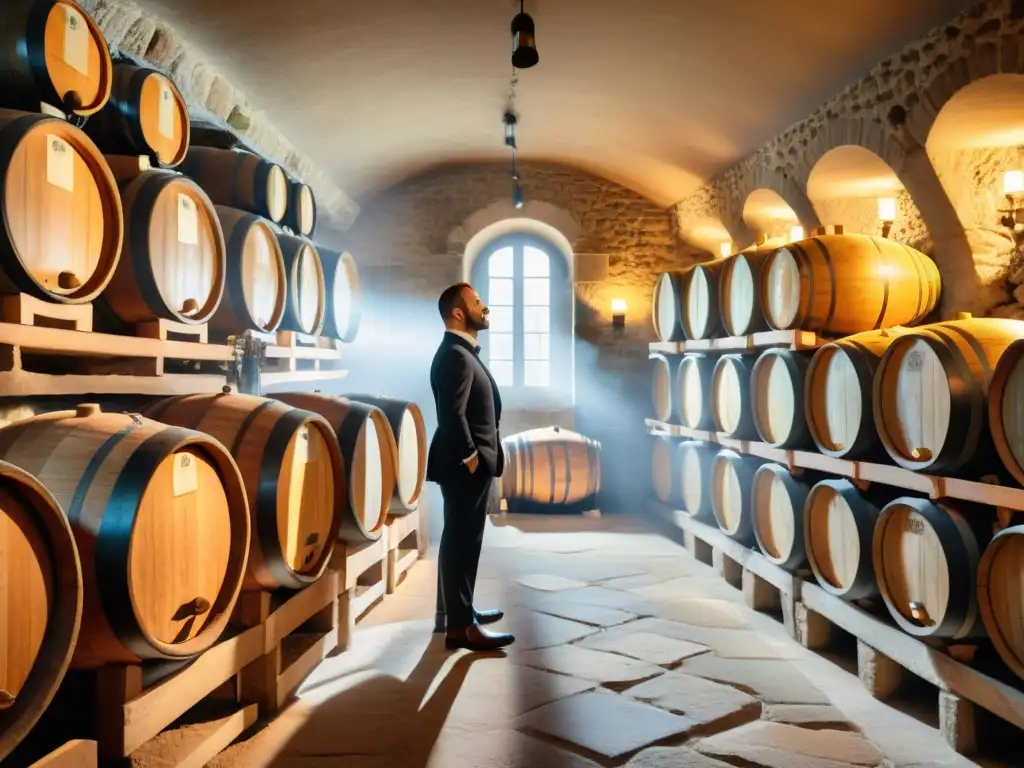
[427,332,504,485]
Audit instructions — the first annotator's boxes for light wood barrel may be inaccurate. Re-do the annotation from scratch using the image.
[682,260,727,340]
[710,449,766,544]
[649,352,675,422]
[319,249,362,343]
[101,169,225,324]
[874,318,1024,474]
[651,436,679,505]
[676,354,715,430]
[678,441,715,521]
[987,339,1024,488]
[345,395,427,512]
[711,354,756,439]
[719,249,772,336]
[179,147,289,223]
[83,64,189,167]
[0,405,250,668]
[751,463,812,570]
[0,109,122,303]
[275,393,394,541]
[760,235,940,334]
[501,427,602,511]
[804,479,883,600]
[0,461,81,763]
[277,233,326,336]
[652,271,687,342]
[209,207,287,334]
[144,393,344,583]
[978,525,1024,680]
[0,0,112,116]
[285,178,316,237]
[873,497,990,639]
[751,349,812,449]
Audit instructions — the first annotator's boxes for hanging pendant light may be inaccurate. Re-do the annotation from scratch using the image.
[513,182,524,209]
[511,1,539,69]
[504,112,517,148]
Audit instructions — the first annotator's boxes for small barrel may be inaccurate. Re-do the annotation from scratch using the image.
[682,260,727,340]
[987,339,1024,488]
[277,233,326,336]
[751,463,812,570]
[652,271,687,342]
[345,395,427,512]
[0,405,250,669]
[804,479,883,600]
[978,526,1024,680]
[178,147,289,223]
[0,0,113,116]
[0,109,123,303]
[319,249,362,343]
[274,393,395,541]
[144,393,346,578]
[719,248,773,336]
[676,354,716,430]
[873,497,990,639]
[711,354,756,439]
[501,427,602,511]
[83,64,189,167]
[678,440,715,521]
[651,436,679,505]
[750,349,812,448]
[0,461,82,763]
[209,207,287,334]
[873,318,1024,474]
[710,449,766,544]
[649,352,676,423]
[760,234,940,334]
[101,169,225,325]
[285,178,316,237]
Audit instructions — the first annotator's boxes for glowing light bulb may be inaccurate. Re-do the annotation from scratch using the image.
[611,299,627,313]
[719,242,732,258]
[789,226,804,242]
[1004,170,1024,195]
[877,197,897,222]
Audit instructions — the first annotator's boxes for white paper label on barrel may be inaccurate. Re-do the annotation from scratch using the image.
[173,452,198,497]
[177,194,199,245]
[62,5,89,75]
[294,426,314,464]
[158,81,175,139]
[46,135,75,192]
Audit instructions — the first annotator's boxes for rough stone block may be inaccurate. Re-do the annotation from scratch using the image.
[795,602,832,651]
[856,640,903,701]
[939,691,977,755]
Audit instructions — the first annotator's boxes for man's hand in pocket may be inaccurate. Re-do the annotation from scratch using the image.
[467,454,479,473]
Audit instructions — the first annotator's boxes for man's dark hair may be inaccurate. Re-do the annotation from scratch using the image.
[438,282,472,320]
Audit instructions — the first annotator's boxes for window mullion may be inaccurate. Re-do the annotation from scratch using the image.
[513,242,524,388]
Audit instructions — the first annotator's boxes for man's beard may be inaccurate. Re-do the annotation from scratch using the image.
[467,314,489,332]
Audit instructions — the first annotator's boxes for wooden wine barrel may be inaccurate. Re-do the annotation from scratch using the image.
[178,147,289,223]
[0,461,82,763]
[345,395,427,512]
[760,235,940,334]
[804,479,882,600]
[209,207,287,334]
[805,328,907,460]
[320,249,362,343]
[277,233,326,336]
[751,463,811,570]
[0,109,122,303]
[987,339,1024,488]
[682,260,727,340]
[750,349,812,449]
[710,449,766,544]
[678,441,715,521]
[873,497,990,639]
[83,64,189,167]
[651,436,679,505]
[275,393,395,541]
[285,178,316,237]
[501,427,601,511]
[649,352,675,423]
[652,271,687,342]
[873,318,1024,474]
[719,248,773,336]
[101,169,225,324]
[676,354,715,430]
[978,525,1024,680]
[144,393,346,577]
[0,0,112,117]
[0,405,250,668]
[711,354,756,439]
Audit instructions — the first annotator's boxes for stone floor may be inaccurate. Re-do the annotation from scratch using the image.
[210,514,1005,768]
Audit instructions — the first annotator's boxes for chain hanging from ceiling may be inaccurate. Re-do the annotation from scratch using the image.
[504,0,537,210]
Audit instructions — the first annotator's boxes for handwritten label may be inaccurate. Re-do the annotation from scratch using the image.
[46,135,75,192]
[177,193,198,245]
[158,80,175,139]
[906,515,925,535]
[293,426,314,464]
[173,452,198,497]
[63,5,89,76]
[906,351,923,371]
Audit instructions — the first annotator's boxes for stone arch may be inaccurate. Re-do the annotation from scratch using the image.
[677,216,734,256]
[740,188,803,245]
[730,170,820,245]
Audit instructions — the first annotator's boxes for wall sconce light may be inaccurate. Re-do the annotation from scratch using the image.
[511,1,539,69]
[877,197,897,239]
[789,226,804,242]
[1001,170,1024,230]
[611,298,627,333]
[719,242,732,258]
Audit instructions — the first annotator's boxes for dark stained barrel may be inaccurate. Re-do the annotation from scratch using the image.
[179,147,289,224]
[285,178,316,237]
[345,395,427,512]
[652,271,687,342]
[277,233,326,336]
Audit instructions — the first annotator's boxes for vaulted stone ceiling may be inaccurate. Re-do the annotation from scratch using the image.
[138,0,971,207]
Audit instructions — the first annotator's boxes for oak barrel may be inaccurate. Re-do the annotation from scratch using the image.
[285,178,316,237]
[277,233,326,336]
[711,354,756,439]
[750,349,812,449]
[101,169,225,324]
[319,249,362,343]
[0,0,112,116]
[978,525,1024,680]
[209,207,287,334]
[678,440,715,521]
[144,393,345,579]
[83,64,189,167]
[275,393,394,541]
[345,395,427,512]
[676,353,715,430]
[760,235,940,334]
[651,436,679,505]
[682,260,727,340]
[873,497,990,639]
[873,318,1024,474]
[652,271,687,342]
[719,248,773,336]
[710,449,766,544]
[0,461,81,763]
[501,427,602,511]
[0,405,250,668]
[179,147,289,223]
[649,352,676,423]
[751,463,812,570]
[0,109,122,302]
[986,339,1024,488]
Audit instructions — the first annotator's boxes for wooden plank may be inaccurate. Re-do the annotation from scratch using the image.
[746,442,791,466]
[264,344,342,362]
[711,335,755,352]
[0,370,228,396]
[264,572,339,651]
[857,462,940,497]
[275,629,339,709]
[351,581,386,620]
[0,321,232,361]
[261,369,349,387]
[649,341,685,354]
[29,741,97,768]
[334,537,388,591]
[127,704,258,768]
[792,450,857,479]
[716,435,749,453]
[386,510,419,551]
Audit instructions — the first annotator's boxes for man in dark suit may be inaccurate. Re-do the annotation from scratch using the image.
[427,282,515,652]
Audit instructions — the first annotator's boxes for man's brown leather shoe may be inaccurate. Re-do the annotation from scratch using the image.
[445,623,515,651]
